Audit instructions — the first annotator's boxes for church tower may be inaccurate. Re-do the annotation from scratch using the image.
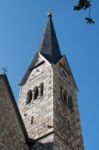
[18,12,84,150]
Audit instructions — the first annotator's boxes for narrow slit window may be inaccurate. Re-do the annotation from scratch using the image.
[31,116,34,125]
[68,120,71,131]
[60,85,63,100]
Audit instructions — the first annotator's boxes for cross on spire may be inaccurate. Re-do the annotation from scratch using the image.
[2,67,7,74]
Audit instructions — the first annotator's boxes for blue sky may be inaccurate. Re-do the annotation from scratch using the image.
[0,0,99,149]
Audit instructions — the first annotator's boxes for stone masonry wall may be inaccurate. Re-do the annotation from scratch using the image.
[0,78,29,150]
[19,56,54,143]
[18,54,84,150]
[53,57,84,150]
[31,134,53,150]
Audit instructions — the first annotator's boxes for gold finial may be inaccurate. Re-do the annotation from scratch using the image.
[48,10,52,17]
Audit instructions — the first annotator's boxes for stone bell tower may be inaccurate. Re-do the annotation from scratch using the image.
[18,12,84,150]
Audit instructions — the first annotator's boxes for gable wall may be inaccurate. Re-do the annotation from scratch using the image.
[0,78,29,150]
[18,55,54,141]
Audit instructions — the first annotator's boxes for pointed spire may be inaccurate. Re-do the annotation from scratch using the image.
[39,11,62,64]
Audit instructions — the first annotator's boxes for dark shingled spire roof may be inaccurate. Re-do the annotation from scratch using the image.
[20,13,63,86]
[39,12,62,64]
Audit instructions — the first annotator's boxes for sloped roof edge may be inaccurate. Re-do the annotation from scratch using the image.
[0,74,29,143]
[63,55,79,91]
[20,52,39,86]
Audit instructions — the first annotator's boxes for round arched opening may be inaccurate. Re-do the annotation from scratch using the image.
[34,86,39,100]
[67,95,73,110]
[39,82,44,96]
[63,90,68,103]
[26,90,32,104]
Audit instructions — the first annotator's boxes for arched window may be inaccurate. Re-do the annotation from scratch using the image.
[39,82,44,96]
[33,86,39,100]
[63,90,68,103]
[67,95,73,110]
[26,90,32,104]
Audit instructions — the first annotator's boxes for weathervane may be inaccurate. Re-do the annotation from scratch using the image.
[2,67,7,74]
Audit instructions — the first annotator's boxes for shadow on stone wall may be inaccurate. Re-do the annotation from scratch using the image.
[29,141,53,150]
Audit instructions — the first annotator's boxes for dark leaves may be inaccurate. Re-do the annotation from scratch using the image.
[85,17,95,24]
[74,0,91,11]
[74,5,81,11]
[74,0,95,24]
